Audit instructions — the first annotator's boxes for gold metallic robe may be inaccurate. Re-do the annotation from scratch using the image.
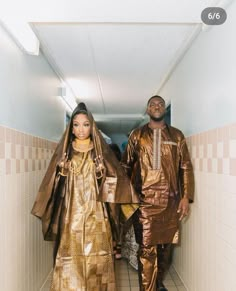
[50,148,115,290]
[31,103,139,291]
[122,124,194,245]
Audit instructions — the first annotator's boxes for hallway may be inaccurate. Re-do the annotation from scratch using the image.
[41,259,187,291]
[1,1,236,291]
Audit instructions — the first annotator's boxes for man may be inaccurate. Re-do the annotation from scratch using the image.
[122,95,194,291]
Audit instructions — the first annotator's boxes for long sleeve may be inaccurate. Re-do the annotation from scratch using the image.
[121,131,137,178]
[179,136,194,202]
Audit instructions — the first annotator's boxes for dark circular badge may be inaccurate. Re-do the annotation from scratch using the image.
[201,7,227,25]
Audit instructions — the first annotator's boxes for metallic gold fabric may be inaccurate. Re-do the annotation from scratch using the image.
[31,103,140,290]
[133,198,179,246]
[122,122,194,291]
[138,245,157,291]
[31,104,139,241]
[50,150,115,291]
[138,244,172,291]
[122,124,194,245]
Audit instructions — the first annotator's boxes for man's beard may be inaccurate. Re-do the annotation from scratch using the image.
[150,114,165,122]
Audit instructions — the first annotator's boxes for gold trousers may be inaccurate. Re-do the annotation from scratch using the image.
[138,244,172,291]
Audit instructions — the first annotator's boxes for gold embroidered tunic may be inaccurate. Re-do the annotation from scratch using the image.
[50,147,115,291]
[122,124,194,246]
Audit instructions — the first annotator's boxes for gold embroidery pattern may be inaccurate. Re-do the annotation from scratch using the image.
[153,129,162,170]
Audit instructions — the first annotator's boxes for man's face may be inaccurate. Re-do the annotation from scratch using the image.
[146,97,166,121]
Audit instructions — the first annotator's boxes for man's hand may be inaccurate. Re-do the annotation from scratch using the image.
[177,197,190,221]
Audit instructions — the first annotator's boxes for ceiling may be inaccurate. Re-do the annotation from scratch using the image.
[33,22,199,134]
[1,0,225,136]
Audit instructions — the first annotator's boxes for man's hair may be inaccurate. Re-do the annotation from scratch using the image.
[147,95,165,105]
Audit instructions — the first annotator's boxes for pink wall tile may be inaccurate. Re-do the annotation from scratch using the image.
[207,129,218,158]
[217,126,229,142]
[29,147,32,159]
[199,159,203,171]
[25,160,28,172]
[11,129,17,144]
[0,159,6,175]
[230,159,236,176]
[202,132,208,158]
[29,135,33,147]
[6,159,11,175]
[25,134,29,146]
[0,142,5,159]
[207,130,213,144]
[223,140,229,158]
[199,132,204,145]
[5,128,12,143]
[16,159,20,173]
[33,137,36,147]
[16,131,21,144]
[41,148,44,159]
[0,125,57,177]
[229,124,236,139]
[207,158,212,172]
[0,126,5,142]
[217,159,223,174]
[20,132,24,145]
[32,160,35,171]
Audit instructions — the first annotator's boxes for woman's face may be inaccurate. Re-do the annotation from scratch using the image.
[72,113,91,140]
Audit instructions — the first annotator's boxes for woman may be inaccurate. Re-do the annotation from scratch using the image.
[31,103,139,291]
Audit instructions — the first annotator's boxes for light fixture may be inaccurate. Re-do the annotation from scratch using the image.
[1,20,39,55]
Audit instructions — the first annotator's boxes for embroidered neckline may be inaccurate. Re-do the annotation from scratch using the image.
[72,138,93,153]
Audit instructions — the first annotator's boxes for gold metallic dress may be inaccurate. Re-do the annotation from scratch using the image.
[50,148,115,291]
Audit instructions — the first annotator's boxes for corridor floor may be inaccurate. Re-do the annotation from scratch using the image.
[41,259,187,291]
[114,259,187,291]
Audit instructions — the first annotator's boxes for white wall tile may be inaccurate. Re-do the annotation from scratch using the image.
[229,139,236,158]
[199,145,204,158]
[217,142,224,158]
[207,144,213,158]
[212,158,218,173]
[222,158,230,175]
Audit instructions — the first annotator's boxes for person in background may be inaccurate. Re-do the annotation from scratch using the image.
[109,143,123,259]
[122,95,194,291]
[31,102,139,291]
[109,143,122,161]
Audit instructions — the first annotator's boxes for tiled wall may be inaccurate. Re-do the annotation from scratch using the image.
[1,121,236,290]
[0,125,57,291]
[173,122,236,291]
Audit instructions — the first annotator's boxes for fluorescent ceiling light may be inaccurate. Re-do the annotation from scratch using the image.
[1,20,39,55]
